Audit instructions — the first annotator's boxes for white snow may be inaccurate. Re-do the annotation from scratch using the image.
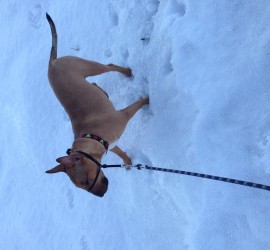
[1,0,270,249]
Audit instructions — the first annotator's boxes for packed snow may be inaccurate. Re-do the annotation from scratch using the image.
[1,0,270,249]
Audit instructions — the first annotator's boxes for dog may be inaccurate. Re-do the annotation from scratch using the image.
[45,13,149,197]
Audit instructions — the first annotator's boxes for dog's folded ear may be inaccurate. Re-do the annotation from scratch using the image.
[45,155,82,174]
[56,155,82,165]
[46,164,66,174]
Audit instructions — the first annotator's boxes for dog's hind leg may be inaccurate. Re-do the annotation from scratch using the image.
[120,97,149,120]
[107,64,132,77]
[58,56,132,78]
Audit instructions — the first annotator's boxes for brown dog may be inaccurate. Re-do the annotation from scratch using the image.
[45,13,149,197]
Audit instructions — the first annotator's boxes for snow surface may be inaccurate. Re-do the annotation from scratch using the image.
[1,0,270,249]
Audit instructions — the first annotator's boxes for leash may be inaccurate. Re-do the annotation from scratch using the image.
[66,149,270,192]
[104,164,270,192]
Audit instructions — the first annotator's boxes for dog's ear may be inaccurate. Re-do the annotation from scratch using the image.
[45,155,82,174]
[56,155,76,165]
[56,154,82,164]
[45,164,66,174]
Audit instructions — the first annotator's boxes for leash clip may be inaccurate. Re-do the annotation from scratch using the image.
[135,164,143,170]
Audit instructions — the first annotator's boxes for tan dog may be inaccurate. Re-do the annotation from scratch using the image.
[45,13,149,197]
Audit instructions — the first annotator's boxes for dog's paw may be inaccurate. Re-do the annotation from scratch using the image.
[124,68,133,77]
[123,156,132,166]
[124,165,132,171]
[140,97,150,105]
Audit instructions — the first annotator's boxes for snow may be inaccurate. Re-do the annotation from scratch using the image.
[1,0,270,249]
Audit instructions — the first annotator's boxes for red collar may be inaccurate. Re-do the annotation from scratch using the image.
[78,133,109,151]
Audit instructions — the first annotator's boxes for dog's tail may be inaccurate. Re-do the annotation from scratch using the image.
[46,13,57,61]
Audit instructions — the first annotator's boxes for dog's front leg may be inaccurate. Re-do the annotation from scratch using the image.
[110,146,132,167]
[109,98,149,168]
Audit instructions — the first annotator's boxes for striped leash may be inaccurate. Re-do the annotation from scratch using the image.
[103,164,270,192]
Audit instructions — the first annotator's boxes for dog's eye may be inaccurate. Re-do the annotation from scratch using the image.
[75,157,80,161]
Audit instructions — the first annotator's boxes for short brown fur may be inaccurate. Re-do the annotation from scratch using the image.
[45,13,149,197]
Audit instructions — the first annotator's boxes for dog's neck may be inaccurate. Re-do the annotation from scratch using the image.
[71,138,106,160]
[77,133,109,151]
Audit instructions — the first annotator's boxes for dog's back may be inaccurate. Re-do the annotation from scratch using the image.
[46,13,115,125]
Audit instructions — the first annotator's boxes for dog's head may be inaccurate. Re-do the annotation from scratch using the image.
[46,154,108,197]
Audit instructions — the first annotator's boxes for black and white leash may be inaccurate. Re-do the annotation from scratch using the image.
[67,149,270,192]
[103,164,270,192]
